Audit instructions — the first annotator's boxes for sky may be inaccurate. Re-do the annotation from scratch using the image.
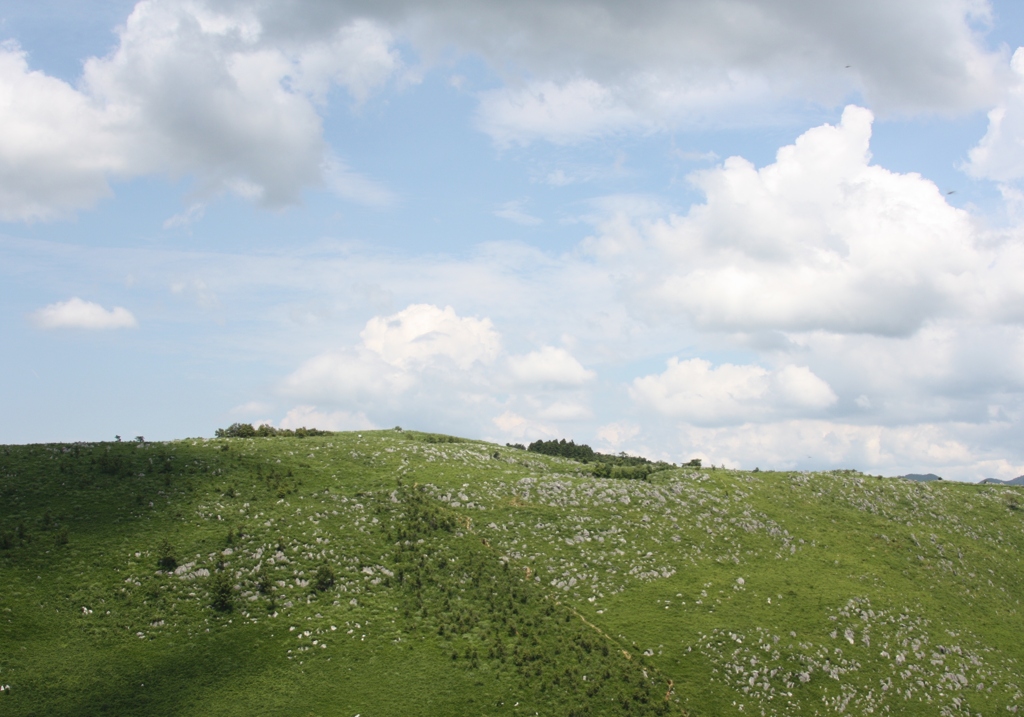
[3,0,1024,481]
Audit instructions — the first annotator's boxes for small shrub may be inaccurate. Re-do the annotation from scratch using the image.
[313,564,335,592]
[256,566,271,593]
[55,526,69,546]
[0,531,13,550]
[157,539,177,571]
[210,571,233,612]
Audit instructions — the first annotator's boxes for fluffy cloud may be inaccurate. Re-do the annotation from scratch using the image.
[361,304,500,370]
[594,106,981,336]
[966,47,1024,182]
[631,358,836,424]
[284,303,501,403]
[433,0,1003,143]
[0,1,400,220]
[507,346,595,386]
[30,297,138,330]
[596,421,640,449]
[1,0,1001,218]
[491,410,556,442]
[281,349,413,402]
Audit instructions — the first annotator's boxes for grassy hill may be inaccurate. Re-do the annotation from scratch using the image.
[1,429,1022,716]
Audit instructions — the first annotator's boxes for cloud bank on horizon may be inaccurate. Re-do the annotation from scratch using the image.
[3,0,1024,481]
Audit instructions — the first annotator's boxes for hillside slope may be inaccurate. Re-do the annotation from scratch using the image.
[1,430,1022,716]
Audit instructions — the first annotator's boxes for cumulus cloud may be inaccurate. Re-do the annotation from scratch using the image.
[289,19,402,104]
[594,105,981,336]
[491,410,556,442]
[361,303,500,369]
[596,421,640,449]
[1,0,1003,217]
[966,47,1024,182]
[507,346,595,386]
[631,358,836,424]
[30,297,138,330]
[283,303,501,405]
[281,348,413,402]
[0,1,400,220]
[432,0,1003,143]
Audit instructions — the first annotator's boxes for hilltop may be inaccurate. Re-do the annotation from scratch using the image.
[1,430,1022,716]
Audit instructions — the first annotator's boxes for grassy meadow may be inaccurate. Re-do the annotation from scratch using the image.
[1,429,1022,716]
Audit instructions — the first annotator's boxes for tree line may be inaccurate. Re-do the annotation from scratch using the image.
[214,423,332,439]
[513,438,701,480]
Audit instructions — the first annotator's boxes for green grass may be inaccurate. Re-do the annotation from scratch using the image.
[1,430,1022,715]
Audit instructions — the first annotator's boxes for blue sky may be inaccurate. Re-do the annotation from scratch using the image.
[3,0,1024,481]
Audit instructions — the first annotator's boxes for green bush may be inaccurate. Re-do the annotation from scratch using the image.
[256,565,271,594]
[215,423,257,438]
[313,564,335,592]
[210,571,233,611]
[157,539,177,571]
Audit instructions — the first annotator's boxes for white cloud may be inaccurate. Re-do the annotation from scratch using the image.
[670,419,1023,481]
[438,0,1003,144]
[1,1,1001,218]
[361,304,500,370]
[30,297,138,330]
[772,365,840,410]
[491,410,556,442]
[631,358,836,424]
[596,106,980,336]
[13,207,1024,477]
[260,0,1002,117]
[278,405,376,431]
[291,19,402,104]
[0,45,124,220]
[281,348,413,402]
[966,47,1024,182]
[596,421,640,448]
[282,303,502,413]
[507,346,595,386]
[0,1,401,220]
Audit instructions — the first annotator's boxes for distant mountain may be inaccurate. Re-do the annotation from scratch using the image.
[903,473,942,481]
[981,475,1024,485]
